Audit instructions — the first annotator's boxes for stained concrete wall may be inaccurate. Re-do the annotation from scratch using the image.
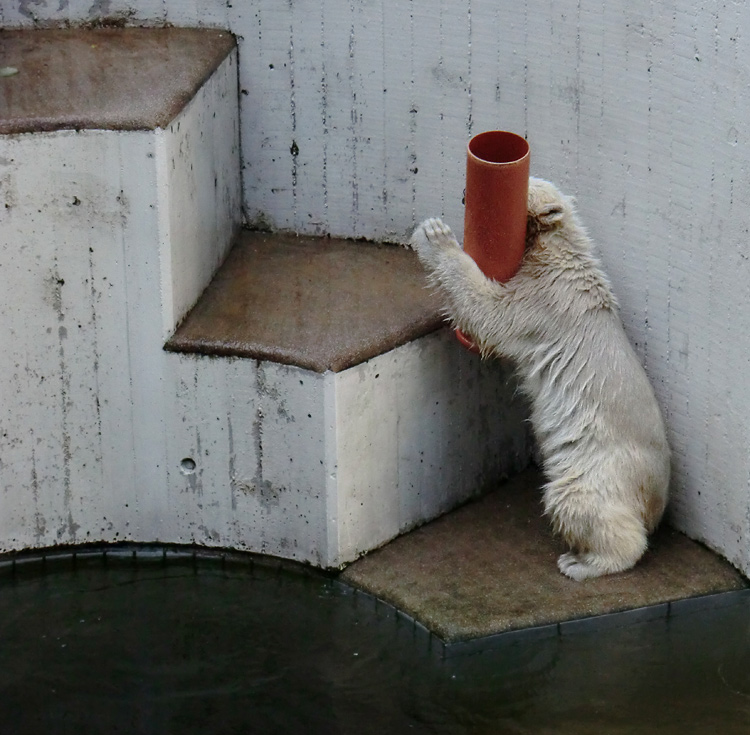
[3,0,750,575]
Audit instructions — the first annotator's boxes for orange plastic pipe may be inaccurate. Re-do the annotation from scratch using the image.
[456,130,530,352]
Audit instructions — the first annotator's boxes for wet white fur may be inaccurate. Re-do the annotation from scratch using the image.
[409,178,670,580]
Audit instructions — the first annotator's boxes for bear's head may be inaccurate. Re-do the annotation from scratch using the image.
[526,177,578,250]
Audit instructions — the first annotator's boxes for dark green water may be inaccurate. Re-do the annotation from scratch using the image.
[1,548,749,735]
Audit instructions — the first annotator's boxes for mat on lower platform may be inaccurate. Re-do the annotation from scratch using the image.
[341,469,747,642]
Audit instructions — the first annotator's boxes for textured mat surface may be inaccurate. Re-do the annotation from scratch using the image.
[341,469,747,642]
[0,28,235,134]
[167,230,444,372]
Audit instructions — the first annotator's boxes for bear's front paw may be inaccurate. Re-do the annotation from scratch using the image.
[423,217,459,248]
[409,217,460,263]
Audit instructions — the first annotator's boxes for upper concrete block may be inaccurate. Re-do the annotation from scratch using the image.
[0,28,235,134]
[166,231,446,373]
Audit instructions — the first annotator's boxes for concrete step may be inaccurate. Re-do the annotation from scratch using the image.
[0,28,236,135]
[1,27,242,550]
[1,28,531,568]
[342,469,749,645]
[165,230,445,372]
[0,27,242,338]
[163,230,531,566]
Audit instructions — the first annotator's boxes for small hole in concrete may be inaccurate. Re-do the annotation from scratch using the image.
[180,458,197,475]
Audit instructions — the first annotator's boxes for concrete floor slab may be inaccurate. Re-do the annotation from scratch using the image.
[341,469,748,642]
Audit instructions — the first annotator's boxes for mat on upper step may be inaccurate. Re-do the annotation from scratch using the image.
[166,230,445,373]
[0,28,235,134]
[341,469,748,643]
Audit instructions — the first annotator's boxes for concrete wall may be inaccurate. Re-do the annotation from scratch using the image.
[3,0,750,575]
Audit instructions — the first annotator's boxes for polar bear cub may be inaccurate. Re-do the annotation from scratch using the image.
[410,178,670,580]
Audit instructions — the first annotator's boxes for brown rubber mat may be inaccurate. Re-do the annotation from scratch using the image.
[166,230,445,373]
[0,28,235,134]
[341,469,748,642]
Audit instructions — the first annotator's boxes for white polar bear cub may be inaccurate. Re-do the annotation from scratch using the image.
[410,178,670,580]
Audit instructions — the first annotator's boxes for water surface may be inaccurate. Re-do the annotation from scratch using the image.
[0,548,748,734]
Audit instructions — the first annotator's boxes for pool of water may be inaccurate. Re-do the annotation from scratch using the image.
[1,547,749,734]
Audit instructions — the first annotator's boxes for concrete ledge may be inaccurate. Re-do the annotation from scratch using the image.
[162,330,530,568]
[161,230,530,567]
[0,28,235,134]
[341,469,748,642]
[438,589,750,658]
[166,231,445,372]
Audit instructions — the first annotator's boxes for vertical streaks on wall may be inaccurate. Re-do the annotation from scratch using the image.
[54,257,73,540]
[0,135,68,549]
[119,132,170,542]
[410,0,441,228]
[319,0,355,236]
[0,131,149,550]
[657,2,700,542]
[173,356,228,544]
[239,3,292,230]
[167,355,263,549]
[288,9,298,225]
[91,136,135,546]
[350,1,387,238]
[523,0,553,169]
[729,5,750,567]
[166,356,331,564]
[694,1,750,565]
[657,0,699,536]
[606,2,657,350]
[318,0,330,232]
[466,0,473,137]
[574,1,604,194]
[265,1,295,229]
[471,3,524,145]
[381,0,415,240]
[288,0,325,234]
[432,0,471,231]
[252,362,328,564]
[544,0,581,182]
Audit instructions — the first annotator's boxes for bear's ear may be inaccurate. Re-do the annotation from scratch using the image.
[533,203,565,231]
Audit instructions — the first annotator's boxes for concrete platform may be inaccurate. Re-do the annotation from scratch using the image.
[0,28,525,571]
[161,229,529,568]
[1,25,528,568]
[0,28,235,134]
[341,469,748,642]
[166,231,445,372]
[0,28,243,554]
